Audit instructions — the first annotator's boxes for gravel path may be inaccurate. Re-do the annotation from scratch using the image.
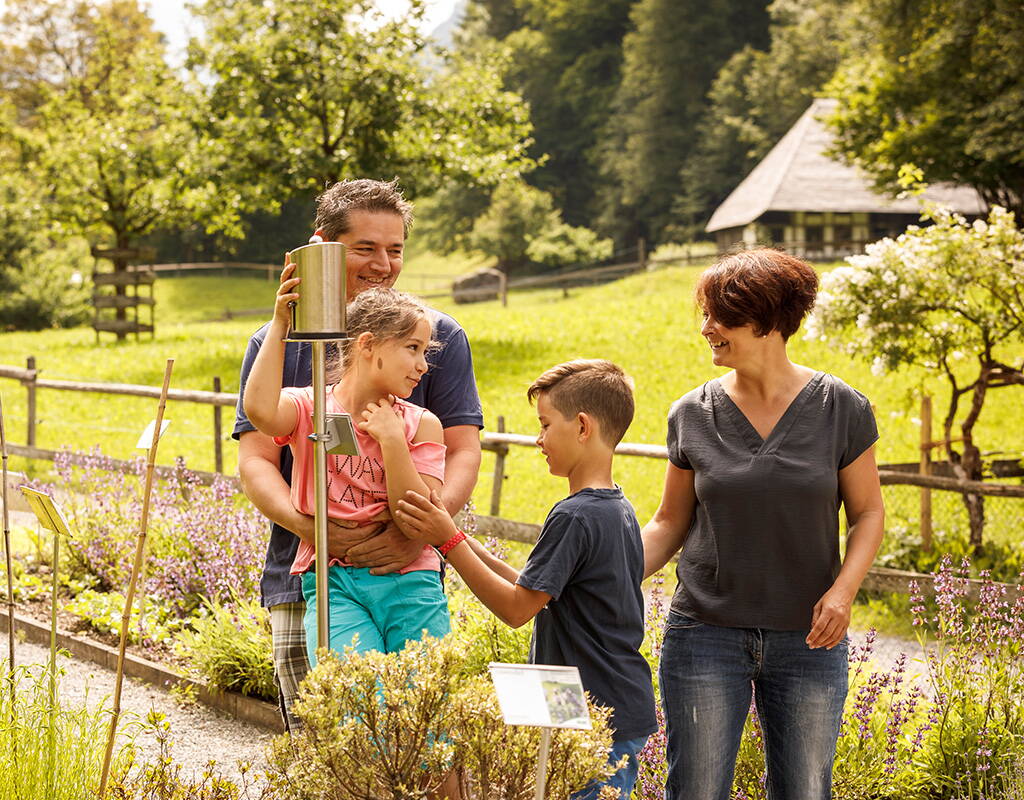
[15,637,275,787]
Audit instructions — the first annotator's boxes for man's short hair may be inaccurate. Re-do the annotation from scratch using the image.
[527,359,635,447]
[314,178,414,241]
[695,248,818,340]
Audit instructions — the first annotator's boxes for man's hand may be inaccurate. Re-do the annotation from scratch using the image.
[323,517,386,560]
[346,521,424,575]
[395,489,460,547]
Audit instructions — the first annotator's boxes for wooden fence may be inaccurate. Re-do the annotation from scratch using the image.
[2,362,1022,600]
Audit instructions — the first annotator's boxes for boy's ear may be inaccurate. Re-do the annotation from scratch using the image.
[577,412,593,441]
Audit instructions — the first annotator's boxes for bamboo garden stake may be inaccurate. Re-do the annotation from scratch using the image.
[1,393,15,705]
[98,358,174,798]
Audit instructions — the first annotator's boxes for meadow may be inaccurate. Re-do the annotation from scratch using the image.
[2,251,1023,533]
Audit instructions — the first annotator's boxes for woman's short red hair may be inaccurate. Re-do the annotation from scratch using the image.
[695,248,819,340]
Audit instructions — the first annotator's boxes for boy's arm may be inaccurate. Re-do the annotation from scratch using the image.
[396,489,549,627]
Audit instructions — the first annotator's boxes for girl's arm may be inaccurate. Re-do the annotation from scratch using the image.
[242,261,301,438]
[806,445,885,649]
[359,402,443,537]
[641,462,697,578]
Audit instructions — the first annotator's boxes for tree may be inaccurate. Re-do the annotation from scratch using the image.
[676,0,857,235]
[188,0,534,202]
[807,205,1024,550]
[826,0,1024,219]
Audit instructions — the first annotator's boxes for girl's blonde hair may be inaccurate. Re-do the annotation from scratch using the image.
[327,288,435,382]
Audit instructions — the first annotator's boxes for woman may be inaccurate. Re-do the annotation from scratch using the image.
[643,248,884,800]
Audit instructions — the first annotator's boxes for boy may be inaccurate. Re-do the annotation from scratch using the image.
[395,359,656,800]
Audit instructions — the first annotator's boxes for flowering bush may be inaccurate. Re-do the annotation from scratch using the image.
[806,205,1024,548]
[50,448,266,617]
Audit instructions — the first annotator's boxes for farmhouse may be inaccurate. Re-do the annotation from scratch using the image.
[705,98,987,258]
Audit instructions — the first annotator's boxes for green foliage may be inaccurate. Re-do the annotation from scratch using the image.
[469,178,611,273]
[676,0,857,234]
[447,578,532,676]
[267,636,616,799]
[173,596,276,700]
[188,0,534,204]
[876,525,1024,585]
[0,665,135,800]
[827,0,1024,220]
[65,588,189,647]
[598,0,771,245]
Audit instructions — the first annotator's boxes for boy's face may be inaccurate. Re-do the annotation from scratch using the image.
[535,392,582,477]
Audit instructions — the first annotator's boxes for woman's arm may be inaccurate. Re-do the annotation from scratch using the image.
[806,444,885,649]
[641,463,698,578]
[242,262,301,437]
[359,402,443,536]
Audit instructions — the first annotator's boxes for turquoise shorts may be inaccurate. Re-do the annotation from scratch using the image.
[300,566,450,666]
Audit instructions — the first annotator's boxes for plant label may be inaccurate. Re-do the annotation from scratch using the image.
[19,487,73,539]
[488,663,591,729]
[136,419,171,449]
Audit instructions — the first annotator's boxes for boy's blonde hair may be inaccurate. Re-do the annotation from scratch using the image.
[327,288,434,381]
[527,359,635,446]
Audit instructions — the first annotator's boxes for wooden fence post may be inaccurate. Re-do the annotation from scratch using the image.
[638,237,647,270]
[920,394,933,551]
[499,271,508,308]
[213,376,224,474]
[25,356,37,448]
[489,416,508,517]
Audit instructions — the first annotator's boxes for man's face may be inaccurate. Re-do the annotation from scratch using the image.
[332,210,405,300]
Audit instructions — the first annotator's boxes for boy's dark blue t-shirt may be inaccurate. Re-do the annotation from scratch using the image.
[232,311,483,608]
[517,487,656,742]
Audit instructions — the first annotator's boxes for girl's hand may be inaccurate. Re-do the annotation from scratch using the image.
[357,396,404,445]
[273,259,300,330]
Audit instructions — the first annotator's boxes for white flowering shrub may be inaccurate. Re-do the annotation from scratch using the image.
[807,206,1024,548]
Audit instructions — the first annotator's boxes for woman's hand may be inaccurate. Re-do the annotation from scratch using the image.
[806,583,854,649]
[273,259,300,330]
[357,396,404,445]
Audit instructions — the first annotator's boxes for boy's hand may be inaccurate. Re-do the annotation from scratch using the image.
[395,489,460,547]
[357,396,405,444]
[273,259,300,330]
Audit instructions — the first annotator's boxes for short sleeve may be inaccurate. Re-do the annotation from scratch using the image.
[839,391,879,469]
[409,440,446,482]
[421,318,484,429]
[232,332,264,439]
[666,399,693,470]
[516,511,587,601]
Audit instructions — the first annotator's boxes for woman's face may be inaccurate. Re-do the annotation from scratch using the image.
[700,310,762,369]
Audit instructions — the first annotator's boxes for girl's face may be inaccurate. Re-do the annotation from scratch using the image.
[368,317,431,398]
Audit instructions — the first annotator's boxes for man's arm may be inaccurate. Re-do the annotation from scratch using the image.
[238,431,382,557]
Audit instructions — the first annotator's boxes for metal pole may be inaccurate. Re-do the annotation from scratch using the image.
[534,727,551,800]
[920,393,933,552]
[311,341,330,652]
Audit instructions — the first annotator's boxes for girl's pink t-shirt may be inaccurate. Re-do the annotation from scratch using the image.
[274,387,446,575]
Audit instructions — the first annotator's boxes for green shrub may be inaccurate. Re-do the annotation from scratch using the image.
[268,636,616,800]
[65,588,189,647]
[173,595,276,701]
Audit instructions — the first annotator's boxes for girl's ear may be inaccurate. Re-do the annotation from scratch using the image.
[355,331,375,357]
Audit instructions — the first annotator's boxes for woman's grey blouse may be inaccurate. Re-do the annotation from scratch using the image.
[666,372,878,630]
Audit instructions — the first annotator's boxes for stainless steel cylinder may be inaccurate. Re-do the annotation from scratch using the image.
[287,242,347,339]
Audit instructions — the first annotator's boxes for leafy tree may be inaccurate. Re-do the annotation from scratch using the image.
[676,0,856,235]
[597,0,771,247]
[827,0,1024,220]
[188,0,534,202]
[469,179,610,274]
[807,205,1024,550]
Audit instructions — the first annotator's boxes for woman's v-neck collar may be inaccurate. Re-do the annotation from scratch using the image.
[711,371,825,455]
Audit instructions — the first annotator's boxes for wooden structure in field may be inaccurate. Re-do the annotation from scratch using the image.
[91,246,156,341]
[706,98,988,258]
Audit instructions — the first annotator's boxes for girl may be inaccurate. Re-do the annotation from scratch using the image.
[243,264,450,665]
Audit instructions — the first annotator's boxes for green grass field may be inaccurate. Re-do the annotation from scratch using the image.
[2,256,1023,535]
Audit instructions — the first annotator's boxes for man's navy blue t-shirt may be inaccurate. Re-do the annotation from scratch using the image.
[233,311,483,608]
[517,487,657,742]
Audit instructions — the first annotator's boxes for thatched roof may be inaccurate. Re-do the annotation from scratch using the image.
[705,98,987,233]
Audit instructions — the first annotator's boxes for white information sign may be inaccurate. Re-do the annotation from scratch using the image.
[488,663,591,730]
[135,419,171,449]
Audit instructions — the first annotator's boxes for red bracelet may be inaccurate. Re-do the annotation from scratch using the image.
[439,530,468,558]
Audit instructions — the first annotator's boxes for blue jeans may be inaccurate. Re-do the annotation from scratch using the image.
[571,736,648,800]
[659,611,847,800]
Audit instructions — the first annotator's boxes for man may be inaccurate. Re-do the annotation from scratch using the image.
[232,178,483,729]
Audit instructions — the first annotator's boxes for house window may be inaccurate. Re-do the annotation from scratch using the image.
[833,225,852,248]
